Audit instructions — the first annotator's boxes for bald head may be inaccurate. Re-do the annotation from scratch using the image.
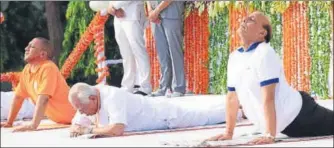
[24,37,54,63]
[237,11,272,44]
[68,83,96,105]
[34,37,54,60]
[253,11,272,43]
[68,82,100,116]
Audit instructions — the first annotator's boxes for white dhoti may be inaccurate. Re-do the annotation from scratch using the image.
[1,91,35,121]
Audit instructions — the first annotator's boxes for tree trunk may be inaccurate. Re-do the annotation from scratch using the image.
[45,1,63,65]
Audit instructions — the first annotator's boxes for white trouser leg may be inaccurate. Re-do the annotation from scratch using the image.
[167,96,242,128]
[114,19,136,93]
[122,20,152,94]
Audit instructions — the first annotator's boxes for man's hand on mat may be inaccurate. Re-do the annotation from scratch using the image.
[12,124,37,132]
[70,125,89,138]
[248,136,275,145]
[205,133,233,141]
[1,122,13,128]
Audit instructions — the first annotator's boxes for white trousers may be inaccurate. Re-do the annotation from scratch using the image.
[114,18,152,94]
[166,96,243,129]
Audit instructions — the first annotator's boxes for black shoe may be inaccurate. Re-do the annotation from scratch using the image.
[134,91,148,96]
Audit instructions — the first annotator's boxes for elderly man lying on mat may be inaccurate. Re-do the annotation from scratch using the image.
[68,82,243,137]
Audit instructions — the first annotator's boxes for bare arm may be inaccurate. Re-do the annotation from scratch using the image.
[206,92,239,141]
[91,123,125,137]
[224,91,240,136]
[2,95,25,126]
[11,95,48,132]
[261,84,277,137]
[30,94,49,128]
[146,1,153,12]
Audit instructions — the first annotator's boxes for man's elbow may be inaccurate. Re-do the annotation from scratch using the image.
[107,129,124,136]
[107,124,125,136]
[113,130,124,136]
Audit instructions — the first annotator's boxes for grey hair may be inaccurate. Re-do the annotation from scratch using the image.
[68,83,97,105]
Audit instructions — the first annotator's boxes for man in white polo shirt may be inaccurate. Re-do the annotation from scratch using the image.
[207,11,333,145]
[67,82,243,137]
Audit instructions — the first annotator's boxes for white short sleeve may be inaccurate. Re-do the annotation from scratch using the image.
[227,54,237,91]
[257,48,281,87]
[106,90,128,125]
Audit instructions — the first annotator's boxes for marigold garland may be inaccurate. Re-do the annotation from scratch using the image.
[94,22,109,84]
[282,2,310,92]
[183,8,209,94]
[0,72,21,89]
[145,25,160,90]
[228,4,248,52]
[60,12,109,80]
[0,12,4,24]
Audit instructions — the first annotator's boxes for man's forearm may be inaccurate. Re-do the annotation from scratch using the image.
[7,95,25,124]
[91,124,124,136]
[31,95,49,128]
[146,1,153,12]
[263,98,276,137]
[262,84,277,137]
[225,94,239,135]
[155,1,172,13]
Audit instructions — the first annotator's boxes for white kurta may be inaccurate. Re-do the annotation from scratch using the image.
[72,85,242,132]
[111,1,151,94]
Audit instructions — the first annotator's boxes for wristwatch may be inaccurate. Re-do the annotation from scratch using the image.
[84,127,93,134]
[262,133,275,140]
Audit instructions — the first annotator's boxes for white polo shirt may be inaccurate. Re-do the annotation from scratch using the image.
[227,42,302,134]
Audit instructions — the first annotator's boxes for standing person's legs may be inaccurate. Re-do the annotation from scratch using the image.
[114,19,136,93]
[122,20,152,95]
[282,91,334,137]
[162,19,186,94]
[151,21,172,95]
